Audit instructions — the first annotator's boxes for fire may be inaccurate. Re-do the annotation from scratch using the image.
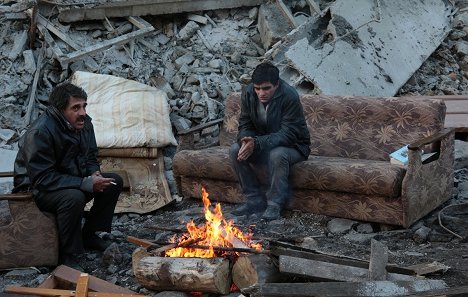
[165,186,262,258]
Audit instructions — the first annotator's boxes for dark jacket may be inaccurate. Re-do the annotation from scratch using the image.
[13,107,100,195]
[237,79,311,158]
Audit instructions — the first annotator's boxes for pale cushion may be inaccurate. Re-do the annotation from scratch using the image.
[71,71,177,148]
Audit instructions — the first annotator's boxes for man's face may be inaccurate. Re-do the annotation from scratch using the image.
[62,96,87,130]
[254,82,278,104]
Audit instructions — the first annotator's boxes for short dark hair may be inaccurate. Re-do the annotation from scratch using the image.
[48,82,87,111]
[251,62,280,85]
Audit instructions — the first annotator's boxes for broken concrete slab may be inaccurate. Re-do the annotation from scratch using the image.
[278,0,454,96]
[258,2,295,50]
[57,0,264,22]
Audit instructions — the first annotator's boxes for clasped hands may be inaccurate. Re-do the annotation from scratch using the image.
[91,171,116,192]
[237,136,255,161]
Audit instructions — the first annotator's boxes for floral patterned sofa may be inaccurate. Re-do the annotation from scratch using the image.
[0,193,58,269]
[173,93,455,227]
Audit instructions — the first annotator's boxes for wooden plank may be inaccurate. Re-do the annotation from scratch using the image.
[243,280,448,297]
[406,96,468,132]
[33,13,80,50]
[275,0,298,27]
[405,261,450,276]
[50,265,135,294]
[0,171,13,177]
[38,25,65,58]
[368,239,388,280]
[0,193,33,201]
[269,241,415,276]
[24,47,44,126]
[445,114,468,132]
[279,255,416,282]
[57,0,264,22]
[4,287,146,297]
[127,16,153,29]
[127,236,154,248]
[60,26,154,64]
[75,274,90,297]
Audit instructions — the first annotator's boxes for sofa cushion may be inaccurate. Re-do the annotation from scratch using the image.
[173,147,406,198]
[290,156,406,198]
[173,146,237,181]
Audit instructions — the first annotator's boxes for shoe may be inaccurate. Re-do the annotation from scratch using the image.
[83,233,111,251]
[59,253,83,271]
[232,201,267,216]
[261,204,282,220]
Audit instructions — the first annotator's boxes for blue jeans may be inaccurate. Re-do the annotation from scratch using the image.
[229,143,306,207]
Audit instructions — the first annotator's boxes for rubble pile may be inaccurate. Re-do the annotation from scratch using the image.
[0,0,468,149]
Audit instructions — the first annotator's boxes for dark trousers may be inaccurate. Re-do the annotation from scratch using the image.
[229,143,305,207]
[34,173,122,255]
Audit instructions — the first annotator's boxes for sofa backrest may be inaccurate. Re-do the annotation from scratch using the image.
[220,93,446,161]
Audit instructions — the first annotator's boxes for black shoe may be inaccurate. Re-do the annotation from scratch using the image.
[83,233,111,251]
[59,253,83,271]
[261,204,282,221]
[232,201,267,216]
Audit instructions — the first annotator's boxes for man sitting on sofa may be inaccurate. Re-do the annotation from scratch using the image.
[229,62,311,220]
[13,82,123,269]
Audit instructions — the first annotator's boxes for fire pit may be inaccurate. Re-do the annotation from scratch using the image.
[132,187,263,294]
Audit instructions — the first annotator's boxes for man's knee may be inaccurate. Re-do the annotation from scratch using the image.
[269,147,289,166]
[59,189,86,211]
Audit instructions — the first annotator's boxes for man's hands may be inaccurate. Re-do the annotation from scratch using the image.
[237,136,255,161]
[91,171,116,192]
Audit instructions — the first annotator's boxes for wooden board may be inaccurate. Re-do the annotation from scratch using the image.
[412,95,468,132]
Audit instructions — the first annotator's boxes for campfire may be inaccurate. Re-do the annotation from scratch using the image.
[132,187,266,294]
[165,186,262,258]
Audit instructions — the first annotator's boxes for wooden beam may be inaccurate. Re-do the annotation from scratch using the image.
[0,171,13,178]
[24,47,44,126]
[243,280,448,297]
[279,255,416,282]
[127,16,153,29]
[57,0,264,22]
[59,26,154,64]
[4,287,147,297]
[43,265,136,294]
[269,241,415,276]
[75,274,90,297]
[33,12,80,50]
[275,0,298,28]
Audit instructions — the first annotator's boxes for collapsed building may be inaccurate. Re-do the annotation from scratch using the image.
[1,0,468,296]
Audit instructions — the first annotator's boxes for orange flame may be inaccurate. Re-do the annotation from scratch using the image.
[165,186,262,258]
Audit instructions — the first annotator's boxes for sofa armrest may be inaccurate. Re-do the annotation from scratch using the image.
[176,118,224,152]
[408,128,454,151]
[401,128,455,227]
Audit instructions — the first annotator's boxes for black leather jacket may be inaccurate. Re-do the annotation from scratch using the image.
[237,79,311,158]
[13,107,100,195]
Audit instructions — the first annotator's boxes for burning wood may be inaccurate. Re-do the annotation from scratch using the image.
[164,186,262,258]
[132,187,264,294]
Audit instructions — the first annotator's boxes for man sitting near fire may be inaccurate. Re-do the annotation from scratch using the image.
[13,82,123,269]
[229,62,311,220]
